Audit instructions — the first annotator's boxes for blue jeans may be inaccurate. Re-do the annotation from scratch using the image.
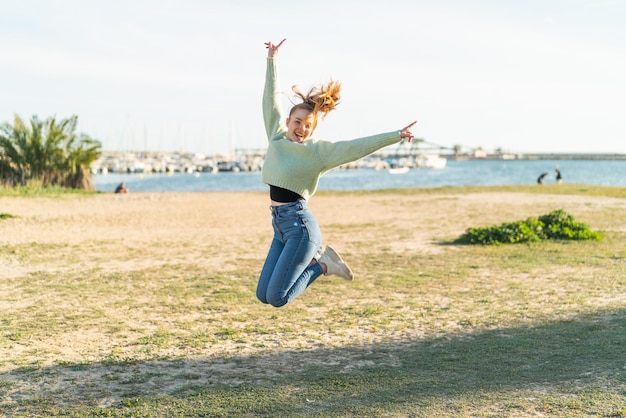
[256,200,323,307]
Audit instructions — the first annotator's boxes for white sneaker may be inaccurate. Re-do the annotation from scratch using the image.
[319,245,354,281]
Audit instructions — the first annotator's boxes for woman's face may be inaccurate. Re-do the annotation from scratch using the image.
[286,108,315,143]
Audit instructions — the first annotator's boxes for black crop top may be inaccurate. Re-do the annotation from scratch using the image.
[270,185,304,203]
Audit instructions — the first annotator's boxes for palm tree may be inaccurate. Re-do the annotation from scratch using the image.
[0,115,102,190]
[0,116,31,186]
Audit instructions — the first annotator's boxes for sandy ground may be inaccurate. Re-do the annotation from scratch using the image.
[3,189,623,259]
[2,189,624,312]
[1,189,625,408]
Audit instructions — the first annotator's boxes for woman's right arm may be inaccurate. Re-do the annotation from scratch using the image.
[262,39,286,140]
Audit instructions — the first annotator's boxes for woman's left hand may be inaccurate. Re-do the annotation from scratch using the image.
[400,121,417,142]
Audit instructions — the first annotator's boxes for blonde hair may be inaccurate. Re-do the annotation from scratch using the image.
[289,80,341,130]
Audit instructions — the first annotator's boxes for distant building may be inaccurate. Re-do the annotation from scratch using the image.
[473,148,488,159]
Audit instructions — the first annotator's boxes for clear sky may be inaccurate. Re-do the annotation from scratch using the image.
[1,0,625,155]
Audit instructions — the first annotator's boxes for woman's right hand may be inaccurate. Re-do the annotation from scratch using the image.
[265,38,286,58]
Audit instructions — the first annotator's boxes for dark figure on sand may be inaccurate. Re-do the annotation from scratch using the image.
[555,168,562,184]
[115,182,129,193]
[537,172,548,184]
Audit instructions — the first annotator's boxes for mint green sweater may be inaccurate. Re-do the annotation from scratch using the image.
[262,57,402,200]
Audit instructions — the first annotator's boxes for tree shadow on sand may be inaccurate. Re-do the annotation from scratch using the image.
[1,309,625,415]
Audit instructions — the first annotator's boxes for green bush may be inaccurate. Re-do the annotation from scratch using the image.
[455,209,602,245]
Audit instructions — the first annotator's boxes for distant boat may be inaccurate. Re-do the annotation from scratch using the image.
[217,161,241,172]
[388,166,410,174]
[416,154,447,169]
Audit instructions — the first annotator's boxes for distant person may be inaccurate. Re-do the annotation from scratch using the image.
[537,172,548,184]
[555,168,562,184]
[115,182,129,193]
[256,38,416,308]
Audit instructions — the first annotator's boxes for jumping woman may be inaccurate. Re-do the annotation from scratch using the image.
[256,38,416,307]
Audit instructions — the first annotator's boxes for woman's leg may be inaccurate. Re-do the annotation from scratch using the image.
[258,201,324,307]
[265,236,322,307]
[256,237,284,304]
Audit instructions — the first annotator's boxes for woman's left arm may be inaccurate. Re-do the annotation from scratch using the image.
[316,121,418,170]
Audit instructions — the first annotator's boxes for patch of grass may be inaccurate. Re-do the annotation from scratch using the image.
[5,311,625,416]
[341,184,626,198]
[135,330,174,347]
[0,185,97,196]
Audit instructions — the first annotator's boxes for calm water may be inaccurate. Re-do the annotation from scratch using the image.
[93,159,626,193]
